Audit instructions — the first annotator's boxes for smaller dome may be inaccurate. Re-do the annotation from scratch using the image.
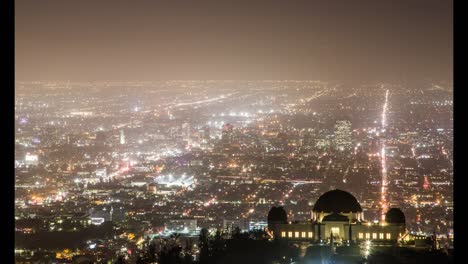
[322,213,349,222]
[385,208,405,224]
[267,206,288,224]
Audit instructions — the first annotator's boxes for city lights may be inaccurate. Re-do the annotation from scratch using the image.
[14,80,453,261]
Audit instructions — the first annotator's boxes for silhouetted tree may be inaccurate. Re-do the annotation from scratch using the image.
[198,228,210,264]
[145,240,156,262]
[114,255,126,264]
[231,226,242,240]
[196,228,304,264]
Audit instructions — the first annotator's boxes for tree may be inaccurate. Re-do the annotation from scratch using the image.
[158,244,183,264]
[147,240,156,262]
[231,226,243,240]
[198,228,210,263]
[114,255,126,264]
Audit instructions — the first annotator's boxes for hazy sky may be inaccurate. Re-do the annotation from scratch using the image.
[16,0,452,81]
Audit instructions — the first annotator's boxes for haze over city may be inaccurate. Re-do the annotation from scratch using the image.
[16,0,452,81]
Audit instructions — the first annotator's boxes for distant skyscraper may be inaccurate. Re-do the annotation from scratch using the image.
[24,153,39,166]
[223,219,248,234]
[203,126,210,142]
[183,122,191,147]
[67,134,78,145]
[96,131,107,146]
[95,168,107,178]
[222,124,234,144]
[334,120,352,150]
[110,206,113,222]
[120,130,125,145]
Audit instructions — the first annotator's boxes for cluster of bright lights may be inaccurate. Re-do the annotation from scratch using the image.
[25,153,39,162]
[207,121,227,128]
[217,111,252,117]
[161,149,182,157]
[256,109,275,114]
[204,198,217,207]
[154,174,194,187]
[364,240,371,257]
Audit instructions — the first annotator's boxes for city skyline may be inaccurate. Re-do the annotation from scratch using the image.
[15,80,453,263]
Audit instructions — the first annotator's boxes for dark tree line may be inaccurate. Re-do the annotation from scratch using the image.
[132,227,299,264]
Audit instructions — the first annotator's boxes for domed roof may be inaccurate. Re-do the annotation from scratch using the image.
[313,189,362,213]
[267,206,288,224]
[385,208,405,224]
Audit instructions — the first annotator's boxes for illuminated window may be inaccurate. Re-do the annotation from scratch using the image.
[281,231,286,238]
[365,233,370,239]
[288,231,293,238]
[386,233,391,239]
[379,233,384,239]
[302,232,306,238]
[358,233,364,239]
[331,227,340,235]
[308,232,313,238]
[372,233,377,239]
[295,232,300,238]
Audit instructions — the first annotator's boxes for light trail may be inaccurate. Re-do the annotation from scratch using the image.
[380,89,390,221]
[302,84,337,103]
[381,90,389,129]
[173,93,237,107]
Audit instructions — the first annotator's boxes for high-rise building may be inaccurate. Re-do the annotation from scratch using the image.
[119,130,125,145]
[203,126,210,142]
[334,120,352,150]
[222,124,234,144]
[164,219,198,232]
[182,122,191,148]
[24,153,39,166]
[223,219,248,233]
[95,168,107,179]
[96,131,107,146]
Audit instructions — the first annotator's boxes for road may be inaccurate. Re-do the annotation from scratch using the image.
[380,88,390,221]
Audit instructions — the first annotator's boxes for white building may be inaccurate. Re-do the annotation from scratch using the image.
[334,120,353,150]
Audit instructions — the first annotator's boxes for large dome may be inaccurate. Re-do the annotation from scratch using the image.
[313,189,362,213]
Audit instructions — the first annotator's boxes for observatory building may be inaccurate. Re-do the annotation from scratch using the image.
[268,189,406,244]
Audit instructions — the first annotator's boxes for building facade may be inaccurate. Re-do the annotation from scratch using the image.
[334,120,353,150]
[268,189,406,244]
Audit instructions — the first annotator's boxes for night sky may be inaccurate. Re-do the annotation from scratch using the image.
[16,0,452,81]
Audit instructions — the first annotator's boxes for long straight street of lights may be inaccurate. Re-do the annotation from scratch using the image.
[380,88,390,221]
[174,93,237,107]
